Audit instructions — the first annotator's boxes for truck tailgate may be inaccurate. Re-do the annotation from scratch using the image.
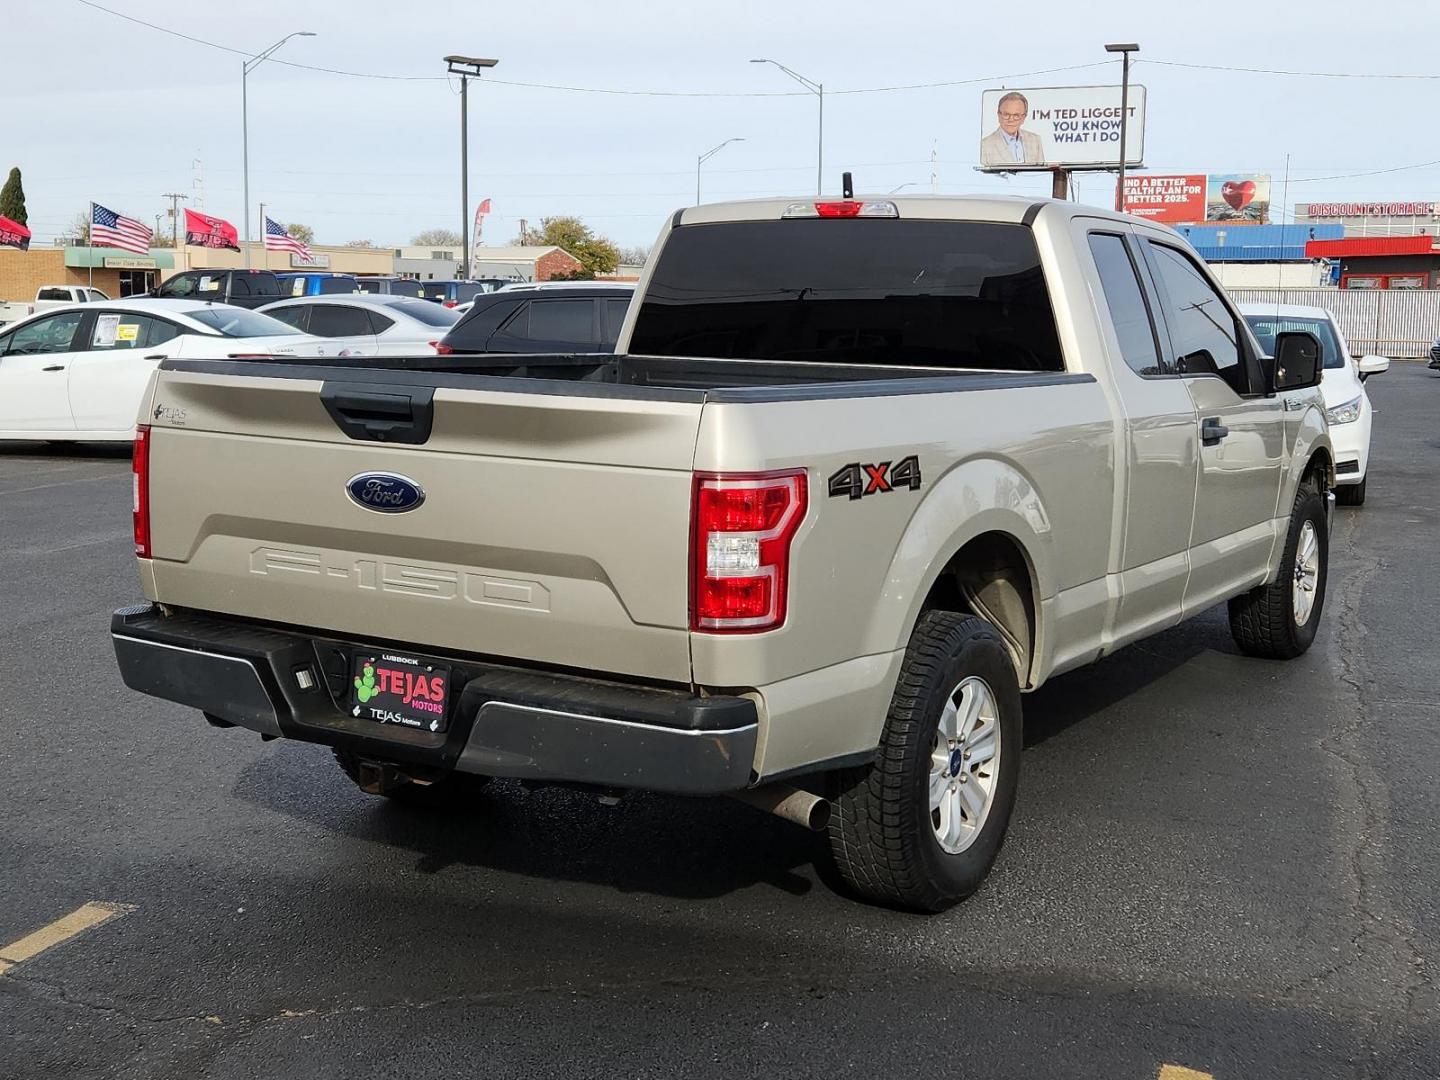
[142,364,702,683]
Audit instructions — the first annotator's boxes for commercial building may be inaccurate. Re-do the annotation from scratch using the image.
[1303,235,1440,289]
[1294,201,1440,239]
[1173,224,1342,288]
[0,245,177,300]
[169,242,393,278]
[392,245,582,282]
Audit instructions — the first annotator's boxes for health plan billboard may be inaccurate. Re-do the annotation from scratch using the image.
[979,85,1146,171]
[1122,173,1272,225]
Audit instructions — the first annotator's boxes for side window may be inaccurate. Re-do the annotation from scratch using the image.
[367,311,395,334]
[603,298,631,343]
[3,311,85,355]
[229,275,252,297]
[266,306,310,331]
[308,305,373,337]
[320,278,356,295]
[250,274,283,298]
[90,312,158,351]
[1145,241,1247,394]
[527,299,595,342]
[145,319,181,348]
[1087,233,1166,377]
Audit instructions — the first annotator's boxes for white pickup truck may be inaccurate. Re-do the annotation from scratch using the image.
[111,195,1334,911]
[0,284,110,327]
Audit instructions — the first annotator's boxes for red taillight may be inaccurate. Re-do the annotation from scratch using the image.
[443,300,457,308]
[782,199,899,220]
[133,425,151,558]
[431,341,454,355]
[814,201,864,218]
[690,470,807,633]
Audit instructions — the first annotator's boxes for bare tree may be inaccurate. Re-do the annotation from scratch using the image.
[412,228,463,246]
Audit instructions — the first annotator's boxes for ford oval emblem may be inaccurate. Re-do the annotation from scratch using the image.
[345,472,426,514]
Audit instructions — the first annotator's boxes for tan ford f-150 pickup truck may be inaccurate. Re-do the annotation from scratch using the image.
[111,195,1334,911]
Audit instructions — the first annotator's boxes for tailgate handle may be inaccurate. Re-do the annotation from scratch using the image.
[320,383,435,445]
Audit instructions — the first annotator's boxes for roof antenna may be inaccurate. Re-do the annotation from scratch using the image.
[842,172,853,199]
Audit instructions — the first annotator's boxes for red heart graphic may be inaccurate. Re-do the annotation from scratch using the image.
[1221,180,1256,210]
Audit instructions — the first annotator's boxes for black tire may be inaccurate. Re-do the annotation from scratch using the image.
[333,748,488,807]
[1335,478,1366,506]
[1228,477,1328,659]
[827,611,1023,913]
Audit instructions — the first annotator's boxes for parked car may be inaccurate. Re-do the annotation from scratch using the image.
[418,280,495,307]
[1242,303,1388,505]
[354,277,424,299]
[110,195,1334,912]
[0,299,326,442]
[1,284,111,327]
[259,294,460,357]
[436,284,633,354]
[1428,336,1440,371]
[275,272,360,298]
[149,269,284,310]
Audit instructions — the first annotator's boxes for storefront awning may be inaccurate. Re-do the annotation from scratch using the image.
[63,246,175,270]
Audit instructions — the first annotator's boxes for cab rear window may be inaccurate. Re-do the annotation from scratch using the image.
[629,219,1064,371]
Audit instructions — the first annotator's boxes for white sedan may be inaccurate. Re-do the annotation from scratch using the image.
[1241,302,1389,506]
[0,299,327,443]
[258,294,460,357]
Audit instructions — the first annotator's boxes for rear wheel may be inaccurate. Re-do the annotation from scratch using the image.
[333,748,488,807]
[1335,478,1366,506]
[827,611,1022,913]
[1228,477,1328,659]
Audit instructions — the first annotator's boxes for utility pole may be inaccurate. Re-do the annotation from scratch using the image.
[445,55,499,280]
[162,192,188,249]
[1105,43,1140,212]
[518,218,528,245]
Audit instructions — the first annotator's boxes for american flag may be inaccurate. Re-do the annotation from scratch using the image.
[91,203,152,255]
[264,216,312,261]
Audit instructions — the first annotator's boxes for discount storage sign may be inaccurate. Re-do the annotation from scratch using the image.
[978,85,1146,171]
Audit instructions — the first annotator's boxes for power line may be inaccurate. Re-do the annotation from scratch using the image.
[1285,159,1440,184]
[1146,57,1440,80]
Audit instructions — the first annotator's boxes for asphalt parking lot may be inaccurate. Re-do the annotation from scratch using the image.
[1,364,1437,1080]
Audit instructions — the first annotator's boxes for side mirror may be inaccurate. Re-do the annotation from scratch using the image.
[1272,331,1322,392]
[1357,354,1389,382]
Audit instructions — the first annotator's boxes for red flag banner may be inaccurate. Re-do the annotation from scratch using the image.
[474,198,492,243]
[183,208,240,251]
[0,214,31,251]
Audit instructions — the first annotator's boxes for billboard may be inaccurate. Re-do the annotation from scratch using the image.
[1121,173,1272,225]
[979,85,1145,171]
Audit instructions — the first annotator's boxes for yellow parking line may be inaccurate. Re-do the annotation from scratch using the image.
[1159,1067,1215,1080]
[0,902,135,973]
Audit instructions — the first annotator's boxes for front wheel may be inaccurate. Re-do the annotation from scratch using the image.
[1228,478,1329,659]
[828,611,1022,912]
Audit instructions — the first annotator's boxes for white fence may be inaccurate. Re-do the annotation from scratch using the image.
[1227,287,1440,358]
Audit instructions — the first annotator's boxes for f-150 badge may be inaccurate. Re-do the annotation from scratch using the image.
[827,456,922,500]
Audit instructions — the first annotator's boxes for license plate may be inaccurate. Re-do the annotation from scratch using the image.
[349,652,451,732]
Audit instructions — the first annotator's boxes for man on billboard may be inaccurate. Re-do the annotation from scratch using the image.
[981,92,1045,167]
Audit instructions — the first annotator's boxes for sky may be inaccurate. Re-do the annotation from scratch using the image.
[6,0,1440,252]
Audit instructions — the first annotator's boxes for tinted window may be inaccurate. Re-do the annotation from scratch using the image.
[37,288,70,301]
[366,310,395,334]
[187,308,301,338]
[90,312,160,351]
[146,319,181,348]
[355,279,383,294]
[265,306,310,330]
[390,300,458,327]
[389,279,423,298]
[1087,233,1165,376]
[527,299,595,342]
[320,277,357,295]
[87,289,110,302]
[1145,242,1246,393]
[3,311,85,355]
[308,305,374,337]
[156,272,210,298]
[630,220,1064,370]
[1243,314,1344,370]
[604,297,632,343]
[229,275,252,297]
[249,273,283,297]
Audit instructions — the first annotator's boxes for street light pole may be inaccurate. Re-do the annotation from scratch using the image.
[242,31,315,268]
[697,138,745,205]
[750,59,824,196]
[1105,42,1139,213]
[445,55,499,281]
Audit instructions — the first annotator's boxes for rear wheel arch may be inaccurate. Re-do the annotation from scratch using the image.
[919,531,1039,688]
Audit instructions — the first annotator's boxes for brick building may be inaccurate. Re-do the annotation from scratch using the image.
[1,246,176,301]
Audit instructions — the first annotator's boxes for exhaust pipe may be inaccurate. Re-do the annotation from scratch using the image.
[730,784,831,831]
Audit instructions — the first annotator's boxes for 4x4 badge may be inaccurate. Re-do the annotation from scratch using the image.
[827,456,922,500]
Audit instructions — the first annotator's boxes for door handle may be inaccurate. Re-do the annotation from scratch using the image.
[1201,417,1230,446]
[144,354,168,360]
[42,364,66,372]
